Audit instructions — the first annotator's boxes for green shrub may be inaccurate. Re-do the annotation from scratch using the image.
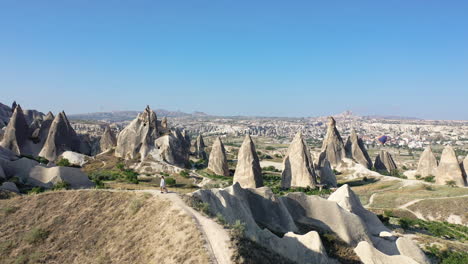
[56,158,71,167]
[52,181,70,190]
[24,227,49,244]
[165,177,176,186]
[28,187,45,194]
[231,220,246,238]
[216,213,226,225]
[179,170,190,178]
[383,210,394,218]
[415,174,422,179]
[445,180,457,187]
[425,244,468,264]
[262,166,279,172]
[123,169,139,184]
[116,163,125,170]
[423,175,435,183]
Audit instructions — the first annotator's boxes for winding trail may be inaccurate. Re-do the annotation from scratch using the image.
[137,190,233,264]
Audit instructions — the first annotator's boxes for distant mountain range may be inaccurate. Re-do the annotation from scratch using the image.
[68,109,209,122]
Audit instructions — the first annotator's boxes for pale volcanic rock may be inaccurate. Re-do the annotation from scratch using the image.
[99,125,117,152]
[115,106,158,160]
[38,111,81,161]
[233,135,263,188]
[354,241,419,264]
[396,237,430,264]
[374,150,397,173]
[317,159,337,187]
[151,134,190,167]
[345,129,372,169]
[281,132,317,188]
[208,137,229,176]
[435,145,465,187]
[28,166,94,189]
[415,146,438,177]
[0,105,32,155]
[194,134,208,160]
[462,155,468,180]
[318,117,346,168]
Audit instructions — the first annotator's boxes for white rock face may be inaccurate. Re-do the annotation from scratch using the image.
[115,106,159,160]
[396,237,430,264]
[318,117,346,168]
[345,129,373,169]
[281,132,317,188]
[328,184,391,237]
[28,166,94,189]
[233,135,263,188]
[374,150,397,173]
[435,145,465,187]
[354,241,419,264]
[150,134,189,167]
[317,159,337,187]
[416,146,438,177]
[207,137,229,176]
[0,105,31,155]
[39,111,81,161]
[99,125,117,153]
[60,151,89,167]
[0,157,39,183]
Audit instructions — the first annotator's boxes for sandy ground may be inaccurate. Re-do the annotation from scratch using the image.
[0,190,216,264]
[259,160,283,170]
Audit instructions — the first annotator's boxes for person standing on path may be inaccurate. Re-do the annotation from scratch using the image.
[160,175,168,193]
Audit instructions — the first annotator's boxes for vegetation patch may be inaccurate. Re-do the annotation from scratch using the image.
[24,227,50,244]
[398,218,467,242]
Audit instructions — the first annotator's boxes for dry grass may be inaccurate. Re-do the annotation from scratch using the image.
[0,190,210,264]
[407,197,468,223]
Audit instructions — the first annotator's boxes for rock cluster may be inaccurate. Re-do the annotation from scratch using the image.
[193,183,428,264]
[374,150,397,173]
[318,117,346,168]
[233,135,263,188]
[115,106,159,160]
[345,129,372,169]
[281,132,317,188]
[208,137,229,176]
[435,146,465,187]
[415,146,438,177]
[0,105,31,155]
[39,111,81,161]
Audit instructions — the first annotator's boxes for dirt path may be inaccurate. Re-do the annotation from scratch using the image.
[398,194,468,210]
[138,190,233,264]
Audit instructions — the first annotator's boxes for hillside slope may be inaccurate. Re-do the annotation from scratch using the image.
[0,190,210,264]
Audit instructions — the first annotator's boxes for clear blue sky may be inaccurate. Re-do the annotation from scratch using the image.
[1,1,467,119]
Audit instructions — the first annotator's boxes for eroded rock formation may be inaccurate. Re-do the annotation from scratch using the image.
[435,146,465,187]
[281,132,316,188]
[318,117,346,168]
[416,146,438,177]
[345,129,372,169]
[374,150,397,173]
[208,137,229,176]
[233,135,263,188]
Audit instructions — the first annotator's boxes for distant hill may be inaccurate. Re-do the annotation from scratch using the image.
[68,109,209,122]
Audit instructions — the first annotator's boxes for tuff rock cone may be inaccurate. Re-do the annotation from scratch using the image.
[38,111,81,161]
[281,132,317,188]
[416,146,438,177]
[318,117,346,168]
[233,135,263,188]
[435,146,465,187]
[374,150,397,173]
[99,125,117,152]
[461,155,468,181]
[345,129,372,168]
[317,159,337,187]
[208,137,229,176]
[115,106,158,160]
[194,134,207,160]
[0,105,31,155]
